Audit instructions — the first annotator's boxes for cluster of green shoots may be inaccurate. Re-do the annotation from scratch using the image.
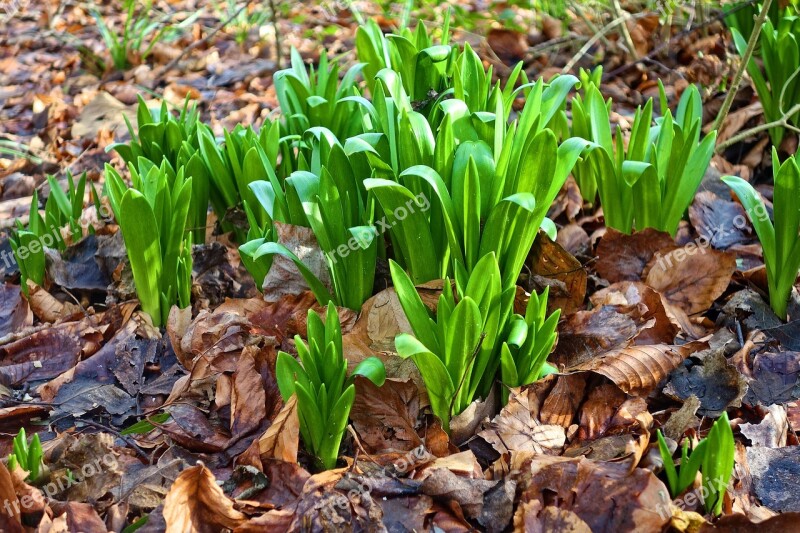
[10,172,100,295]
[6,428,44,483]
[657,413,735,516]
[18,10,787,476]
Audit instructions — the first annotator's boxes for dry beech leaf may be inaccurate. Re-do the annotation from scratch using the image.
[479,389,566,455]
[510,454,670,532]
[262,222,331,300]
[552,306,638,368]
[595,228,677,283]
[351,377,423,453]
[257,395,299,463]
[0,283,32,338]
[540,374,587,428]
[25,281,81,323]
[420,468,496,520]
[590,281,679,345]
[516,504,592,533]
[528,234,587,315]
[163,464,246,533]
[645,248,736,315]
[0,463,22,532]
[571,343,705,396]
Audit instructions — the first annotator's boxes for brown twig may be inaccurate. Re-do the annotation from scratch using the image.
[157,4,247,78]
[79,419,152,463]
[712,0,774,134]
[267,0,282,69]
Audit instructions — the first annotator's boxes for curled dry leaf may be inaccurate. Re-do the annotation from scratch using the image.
[163,464,246,533]
[0,462,22,533]
[688,191,753,249]
[664,343,748,417]
[0,326,82,386]
[420,468,497,520]
[25,281,81,323]
[571,342,705,396]
[510,454,670,532]
[645,247,736,315]
[552,306,638,368]
[229,344,282,440]
[527,234,587,315]
[739,404,788,448]
[0,283,31,338]
[262,222,332,300]
[590,281,679,345]
[239,394,299,468]
[479,388,566,455]
[48,501,108,533]
[351,377,423,454]
[595,228,677,284]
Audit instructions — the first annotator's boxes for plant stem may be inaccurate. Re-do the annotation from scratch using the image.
[268,0,282,69]
[712,0,773,134]
[611,0,639,60]
[157,4,247,78]
[716,103,800,153]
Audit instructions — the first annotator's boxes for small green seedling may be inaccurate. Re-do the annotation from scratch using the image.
[6,428,44,482]
[276,302,386,470]
[499,286,561,402]
[657,412,735,516]
[105,161,194,327]
[722,151,800,320]
[10,172,99,294]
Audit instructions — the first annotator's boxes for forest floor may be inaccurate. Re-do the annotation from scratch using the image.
[0,1,799,532]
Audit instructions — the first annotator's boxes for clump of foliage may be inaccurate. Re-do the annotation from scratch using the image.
[6,428,44,483]
[197,121,284,242]
[365,68,586,286]
[92,0,197,71]
[729,8,800,147]
[276,303,385,470]
[105,161,194,327]
[572,74,716,235]
[11,172,98,294]
[657,412,735,516]
[356,17,454,104]
[499,286,560,402]
[275,49,368,141]
[722,151,800,320]
[390,253,560,432]
[110,96,209,244]
[240,130,381,310]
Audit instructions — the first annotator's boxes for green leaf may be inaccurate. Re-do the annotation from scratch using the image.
[118,189,163,326]
[348,356,386,387]
[702,412,735,516]
[657,430,679,496]
[389,260,440,353]
[395,333,455,432]
[121,413,172,435]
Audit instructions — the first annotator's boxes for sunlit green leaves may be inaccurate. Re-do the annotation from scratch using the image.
[105,162,193,327]
[276,303,385,470]
[572,73,716,236]
[657,413,734,516]
[722,151,800,320]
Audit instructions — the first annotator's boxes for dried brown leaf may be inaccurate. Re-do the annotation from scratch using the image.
[479,389,566,455]
[572,343,703,396]
[528,234,587,315]
[645,248,736,315]
[596,228,677,283]
[163,464,246,533]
